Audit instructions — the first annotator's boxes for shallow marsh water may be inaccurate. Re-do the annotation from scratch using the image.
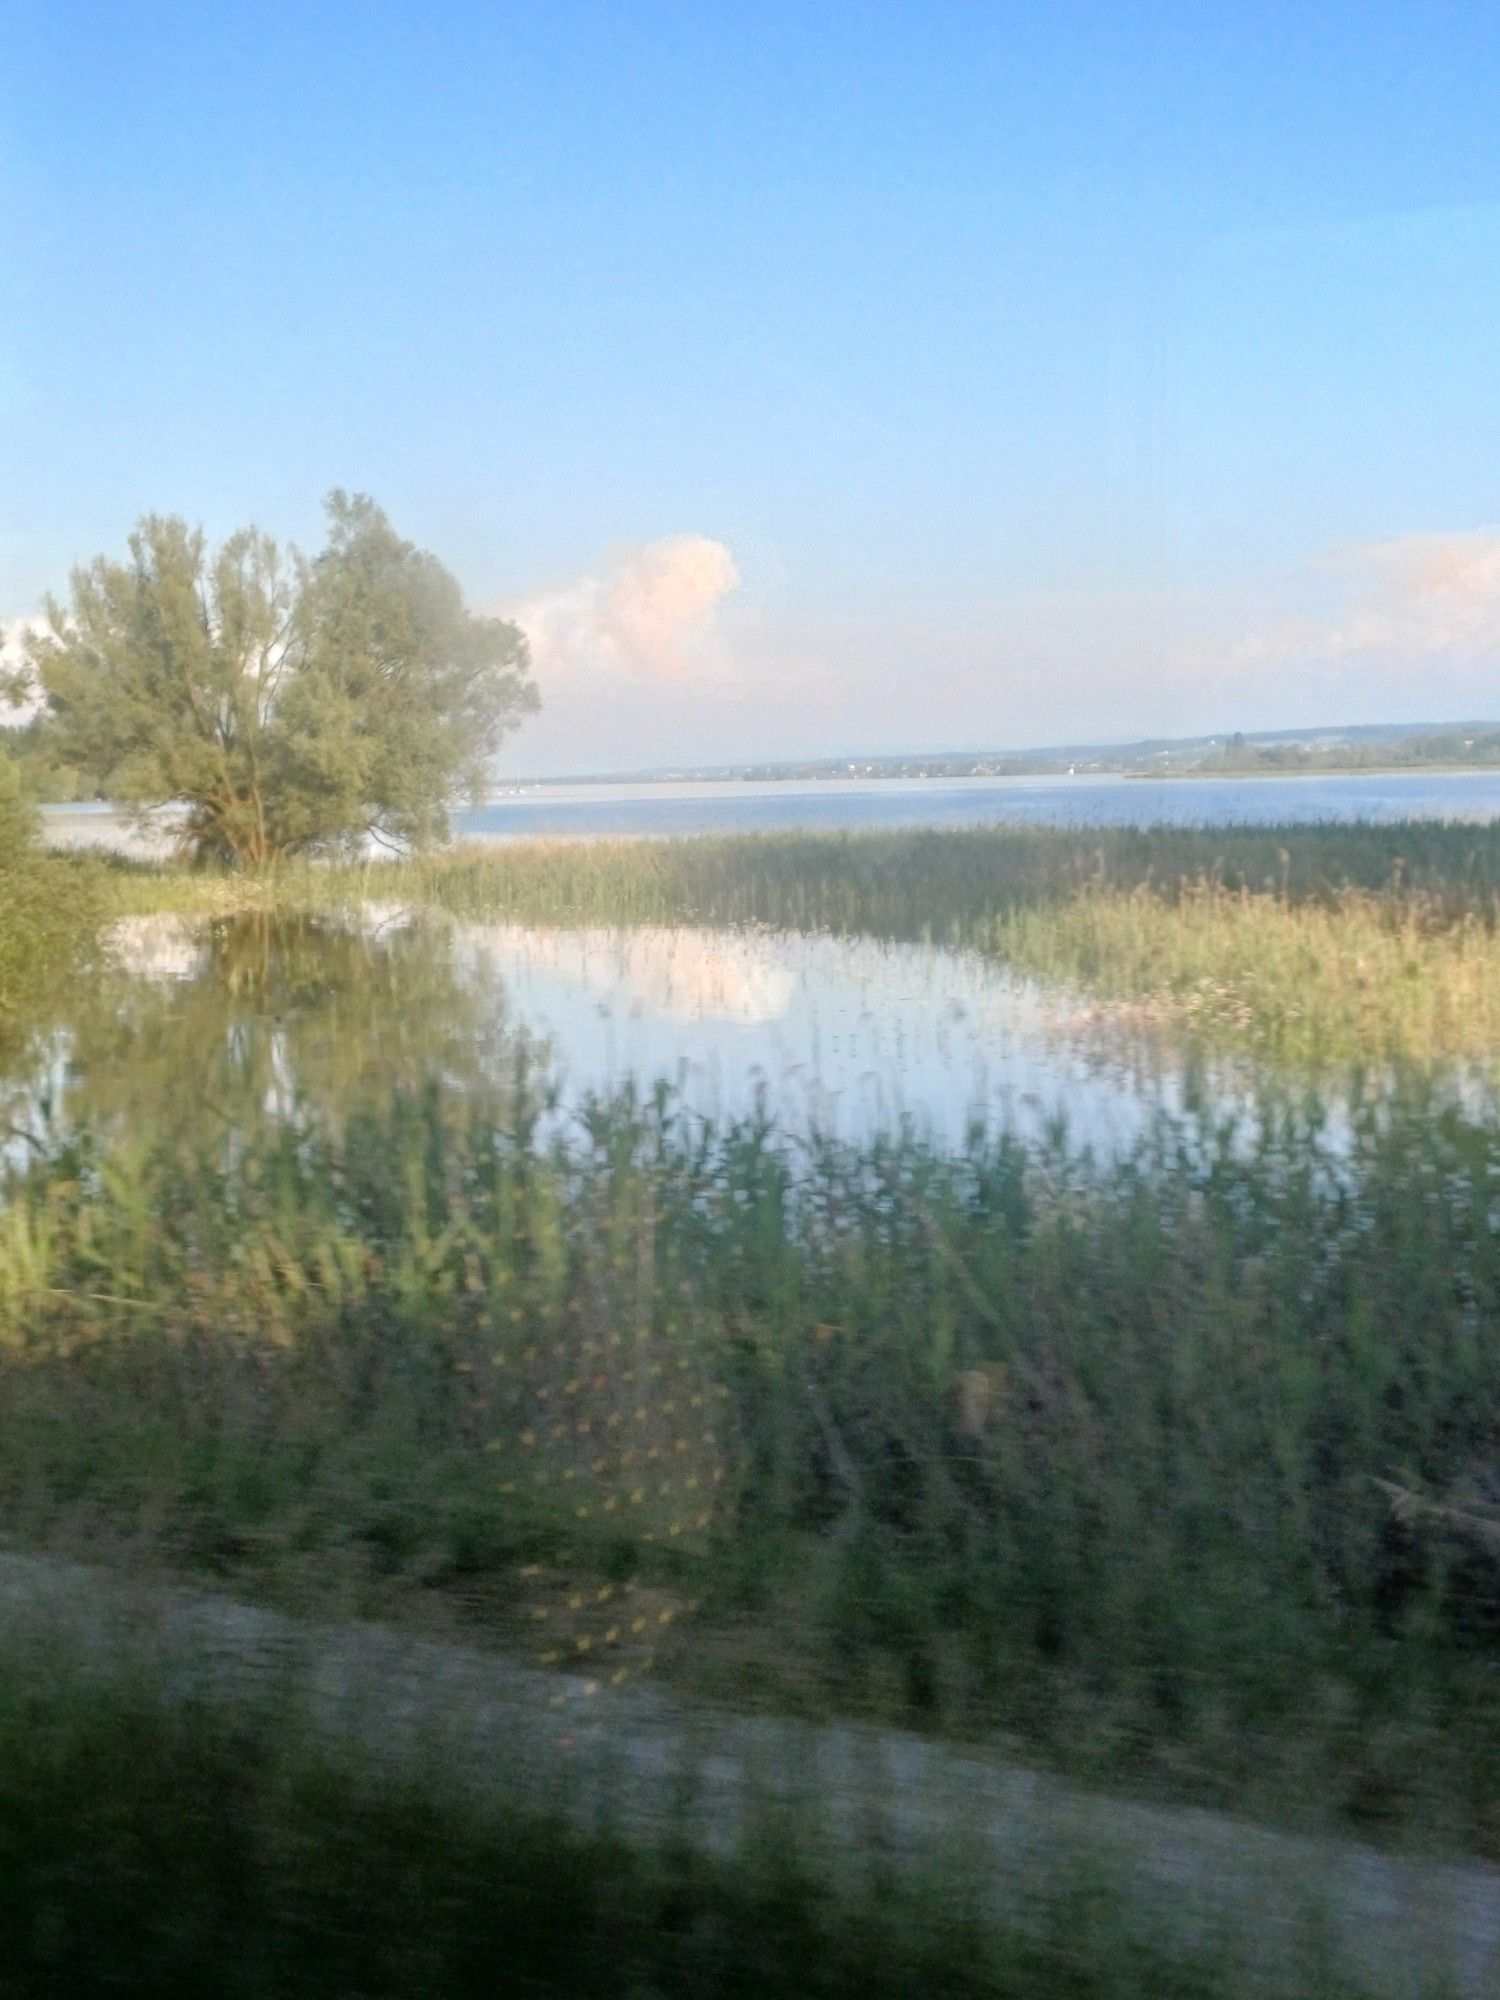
[5,904,1500,1870]
[0,906,1251,1165]
[5,901,1489,1176]
[441,914,1212,1149]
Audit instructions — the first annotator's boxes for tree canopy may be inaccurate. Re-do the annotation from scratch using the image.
[22,493,538,867]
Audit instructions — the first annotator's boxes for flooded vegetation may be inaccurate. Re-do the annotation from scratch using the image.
[0,772,101,1065]
[97,815,1500,1072]
[4,823,1500,1871]
[14,904,1209,1156]
[2,1029,1499,1851]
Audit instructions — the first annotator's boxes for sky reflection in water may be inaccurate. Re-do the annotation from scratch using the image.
[440,915,1196,1153]
[7,906,1218,1163]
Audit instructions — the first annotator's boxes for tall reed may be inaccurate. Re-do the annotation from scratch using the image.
[99,820,1500,1065]
[2,1075,1497,1849]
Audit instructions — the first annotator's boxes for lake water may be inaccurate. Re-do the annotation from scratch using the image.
[40,767,1500,858]
[3,907,1225,1170]
[454,770,1500,838]
[440,913,1193,1150]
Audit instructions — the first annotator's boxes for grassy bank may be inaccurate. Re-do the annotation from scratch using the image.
[2,1077,1497,1852]
[404,824,1500,1066]
[0,1630,1379,2000]
[98,819,1500,1065]
[409,820,1500,924]
[0,776,102,1058]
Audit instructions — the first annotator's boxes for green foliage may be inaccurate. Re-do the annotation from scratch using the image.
[27,492,537,867]
[380,821,1500,1066]
[3,1070,1499,1850]
[0,714,92,803]
[0,1644,1352,2000]
[0,749,34,867]
[0,761,100,1057]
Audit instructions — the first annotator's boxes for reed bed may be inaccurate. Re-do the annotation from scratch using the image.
[11,822,1500,1863]
[985,884,1500,1064]
[400,825,1500,1066]
[405,820,1500,930]
[2,1076,1497,1852]
[98,820,1500,1066]
[0,769,102,1056]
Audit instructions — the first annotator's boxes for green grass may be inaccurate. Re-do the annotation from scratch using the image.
[408,820,1500,924]
[0,852,103,1063]
[2,1076,1498,1853]
[102,816,1500,917]
[0,1628,1392,2000]
[98,819,1500,1065]
[405,823,1500,1064]
[10,820,1500,1869]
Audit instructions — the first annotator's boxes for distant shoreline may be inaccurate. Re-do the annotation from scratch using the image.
[1121,759,1500,782]
[498,761,1500,792]
[22,720,1500,802]
[40,766,1500,858]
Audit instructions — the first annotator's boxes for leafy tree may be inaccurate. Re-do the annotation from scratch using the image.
[24,492,538,867]
[0,716,91,804]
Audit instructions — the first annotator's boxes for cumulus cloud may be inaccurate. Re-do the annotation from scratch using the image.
[1321,530,1500,659]
[1236,529,1500,673]
[514,535,742,683]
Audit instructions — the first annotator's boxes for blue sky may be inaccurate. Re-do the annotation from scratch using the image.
[5,2,1500,773]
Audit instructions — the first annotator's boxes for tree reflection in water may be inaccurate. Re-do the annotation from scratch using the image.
[7,909,540,1162]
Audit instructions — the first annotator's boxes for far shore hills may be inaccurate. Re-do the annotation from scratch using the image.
[511,719,1500,790]
[13,717,1500,807]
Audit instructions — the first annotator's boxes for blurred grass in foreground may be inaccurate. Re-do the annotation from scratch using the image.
[0,1629,1389,2000]
[1,1075,1497,1854]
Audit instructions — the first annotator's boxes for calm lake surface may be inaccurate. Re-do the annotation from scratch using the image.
[5,907,1232,1168]
[41,767,1500,857]
[440,914,1195,1149]
[455,770,1500,838]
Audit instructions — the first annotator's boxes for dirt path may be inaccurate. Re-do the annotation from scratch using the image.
[1,1551,1494,1997]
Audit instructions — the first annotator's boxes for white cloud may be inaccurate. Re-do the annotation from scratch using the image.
[1323,530,1500,659]
[514,535,742,684]
[460,923,795,1026]
[1236,529,1500,674]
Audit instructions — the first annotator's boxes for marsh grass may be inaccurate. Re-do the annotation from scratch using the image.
[98,819,1500,1065]
[2,1077,1498,1851]
[983,883,1500,1064]
[403,824,1500,1063]
[10,822,1500,1868]
[0,852,104,1062]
